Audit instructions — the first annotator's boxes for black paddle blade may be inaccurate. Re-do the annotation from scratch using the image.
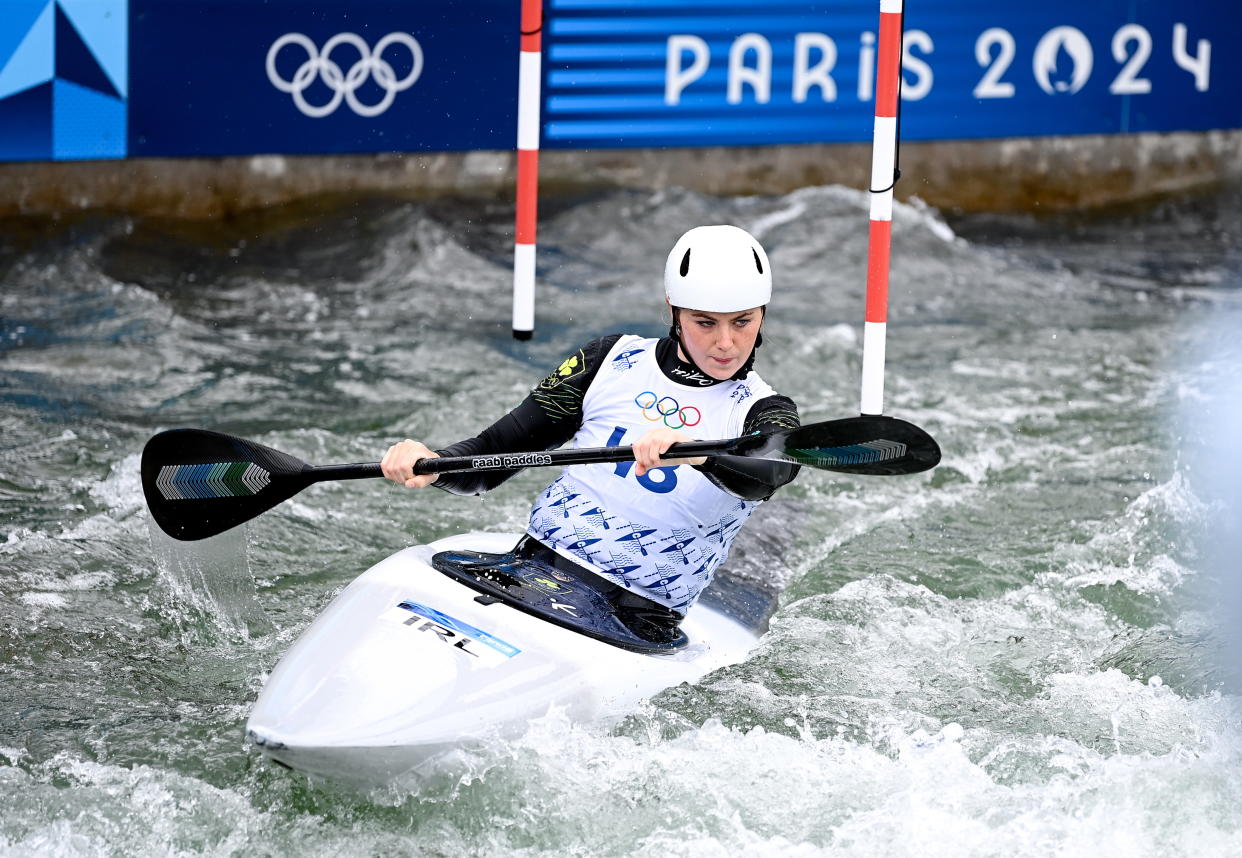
[737,415,941,476]
[141,429,315,541]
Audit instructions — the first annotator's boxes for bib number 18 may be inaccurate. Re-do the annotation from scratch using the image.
[605,426,678,494]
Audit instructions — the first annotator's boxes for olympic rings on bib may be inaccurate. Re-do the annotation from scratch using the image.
[634,391,702,430]
[266,32,424,118]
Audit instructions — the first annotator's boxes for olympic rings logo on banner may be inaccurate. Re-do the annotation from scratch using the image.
[266,32,424,118]
[634,391,702,430]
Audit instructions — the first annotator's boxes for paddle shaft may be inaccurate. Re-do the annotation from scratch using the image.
[307,438,738,483]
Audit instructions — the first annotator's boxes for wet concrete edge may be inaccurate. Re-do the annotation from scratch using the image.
[2,130,1239,219]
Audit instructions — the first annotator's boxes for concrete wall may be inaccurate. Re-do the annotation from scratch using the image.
[2,130,1239,219]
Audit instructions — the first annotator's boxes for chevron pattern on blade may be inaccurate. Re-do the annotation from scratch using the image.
[787,439,907,467]
[156,462,271,500]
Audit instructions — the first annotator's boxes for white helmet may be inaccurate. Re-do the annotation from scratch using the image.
[664,225,772,313]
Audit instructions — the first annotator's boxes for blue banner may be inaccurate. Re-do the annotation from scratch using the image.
[128,0,518,157]
[0,1,1239,162]
[542,0,1242,148]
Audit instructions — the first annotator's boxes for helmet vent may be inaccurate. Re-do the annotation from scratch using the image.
[680,248,691,277]
[752,248,764,274]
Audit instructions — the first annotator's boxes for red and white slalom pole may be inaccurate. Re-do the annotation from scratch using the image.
[860,0,903,415]
[512,0,543,341]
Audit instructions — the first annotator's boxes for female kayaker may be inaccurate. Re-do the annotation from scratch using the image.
[381,224,799,631]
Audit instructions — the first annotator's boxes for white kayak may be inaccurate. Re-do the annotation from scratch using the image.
[245,532,774,784]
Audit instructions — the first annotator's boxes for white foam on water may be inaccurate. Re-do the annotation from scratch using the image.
[11,568,115,592]
[1048,473,1208,596]
[791,322,858,357]
[748,200,809,240]
[87,453,145,518]
[348,694,1242,858]
[17,592,68,609]
[0,755,279,858]
[901,196,960,245]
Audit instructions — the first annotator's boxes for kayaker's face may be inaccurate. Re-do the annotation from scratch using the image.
[671,302,763,380]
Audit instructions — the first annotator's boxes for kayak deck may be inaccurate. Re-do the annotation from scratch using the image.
[432,535,688,653]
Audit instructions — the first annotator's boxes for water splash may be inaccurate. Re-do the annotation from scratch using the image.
[147,521,273,641]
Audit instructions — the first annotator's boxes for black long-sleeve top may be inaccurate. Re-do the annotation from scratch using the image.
[433,335,800,501]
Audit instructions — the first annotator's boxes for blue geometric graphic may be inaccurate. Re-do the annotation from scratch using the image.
[0,0,126,161]
[0,82,53,159]
[59,0,127,96]
[56,4,120,98]
[0,2,55,101]
[53,79,125,158]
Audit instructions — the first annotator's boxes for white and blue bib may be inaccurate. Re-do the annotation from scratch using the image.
[526,336,776,612]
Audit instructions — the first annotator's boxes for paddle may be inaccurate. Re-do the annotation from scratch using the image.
[141,415,940,541]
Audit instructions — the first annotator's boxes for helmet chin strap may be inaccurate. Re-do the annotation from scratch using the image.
[668,307,763,381]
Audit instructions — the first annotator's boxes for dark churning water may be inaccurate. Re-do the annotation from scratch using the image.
[2,183,1241,855]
